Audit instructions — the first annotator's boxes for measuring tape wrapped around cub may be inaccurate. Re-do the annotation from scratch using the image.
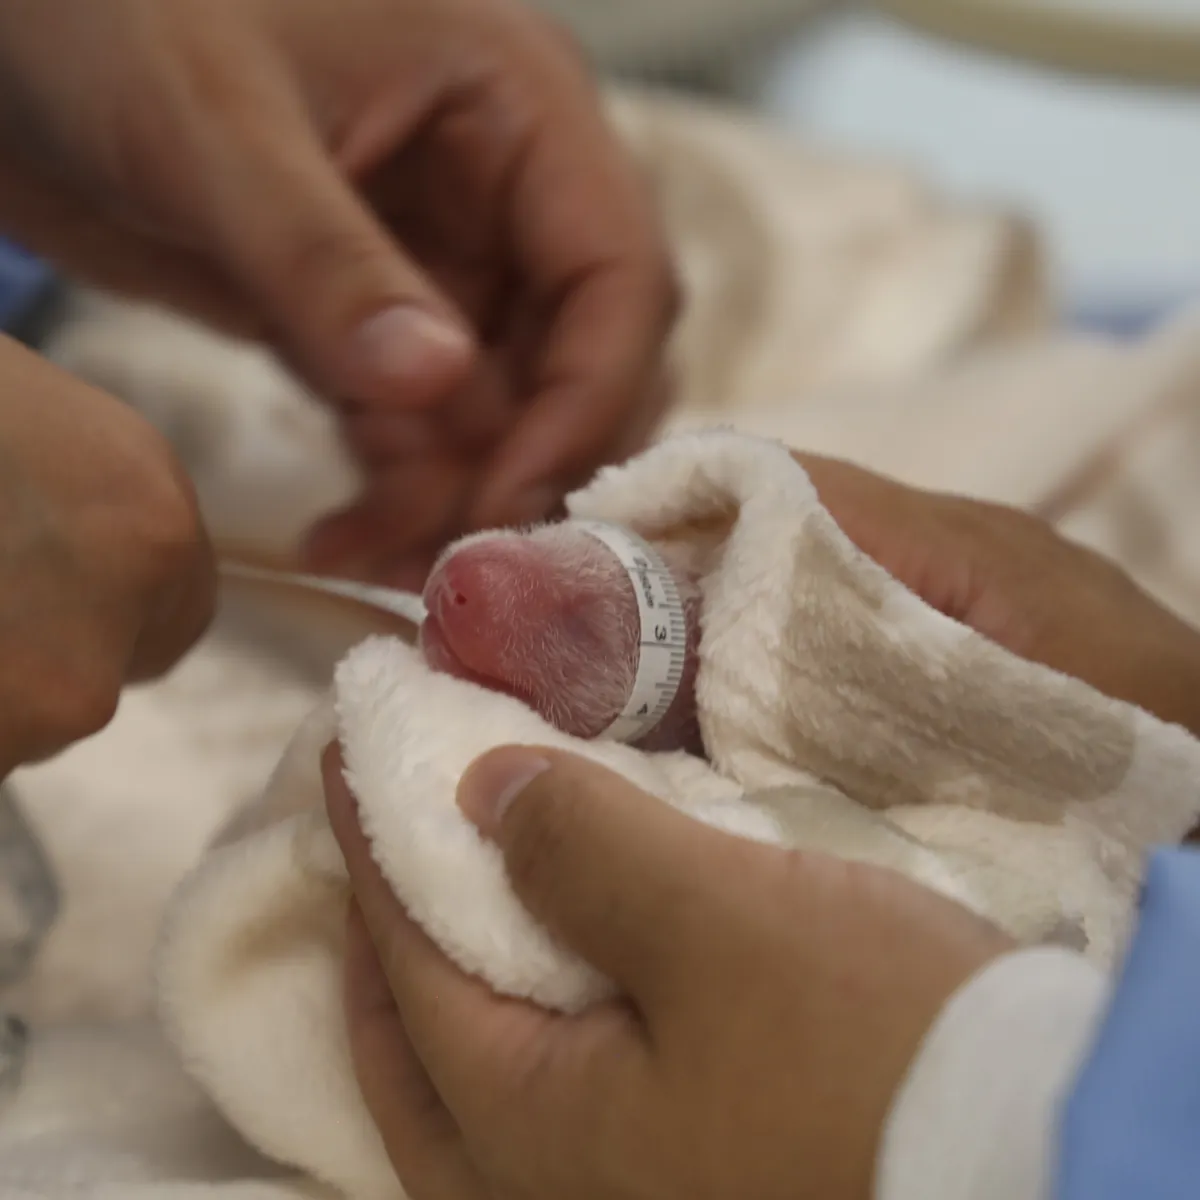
[157,431,1200,1200]
[420,519,698,753]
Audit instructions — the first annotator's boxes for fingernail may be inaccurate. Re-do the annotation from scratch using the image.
[352,305,472,399]
[458,750,552,836]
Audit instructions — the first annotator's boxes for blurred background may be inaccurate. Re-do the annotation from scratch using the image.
[6,1,1198,346]
[530,0,1200,337]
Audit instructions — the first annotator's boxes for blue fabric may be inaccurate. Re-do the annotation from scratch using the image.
[1067,300,1196,340]
[1056,847,1200,1199]
[0,237,58,336]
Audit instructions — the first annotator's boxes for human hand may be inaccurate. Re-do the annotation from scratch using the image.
[0,336,214,776]
[797,453,1200,738]
[326,744,1011,1200]
[0,0,676,588]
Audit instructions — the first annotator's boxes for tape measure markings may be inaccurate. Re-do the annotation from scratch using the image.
[574,520,689,744]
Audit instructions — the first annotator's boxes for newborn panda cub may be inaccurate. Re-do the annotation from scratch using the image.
[420,523,706,756]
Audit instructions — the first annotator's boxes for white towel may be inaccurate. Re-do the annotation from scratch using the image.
[156,430,1200,1200]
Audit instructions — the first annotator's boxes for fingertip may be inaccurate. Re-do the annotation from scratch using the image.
[198,107,476,409]
[348,304,475,406]
[455,747,704,1004]
[457,746,554,838]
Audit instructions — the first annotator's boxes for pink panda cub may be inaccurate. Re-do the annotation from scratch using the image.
[419,522,706,756]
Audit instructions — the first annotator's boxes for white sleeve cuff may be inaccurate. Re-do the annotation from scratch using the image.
[876,947,1111,1200]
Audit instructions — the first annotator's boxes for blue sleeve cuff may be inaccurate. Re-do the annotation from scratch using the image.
[1056,846,1200,1200]
[0,236,63,346]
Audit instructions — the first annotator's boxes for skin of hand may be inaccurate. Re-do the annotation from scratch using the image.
[0,335,215,777]
[325,744,1012,1200]
[0,0,678,589]
[795,452,1200,739]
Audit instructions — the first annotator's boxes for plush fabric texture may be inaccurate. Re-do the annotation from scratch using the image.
[154,430,1200,1200]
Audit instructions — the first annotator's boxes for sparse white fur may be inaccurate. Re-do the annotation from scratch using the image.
[425,523,704,747]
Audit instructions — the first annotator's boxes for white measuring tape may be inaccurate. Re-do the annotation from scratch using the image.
[574,521,688,745]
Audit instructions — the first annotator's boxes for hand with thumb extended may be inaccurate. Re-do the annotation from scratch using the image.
[325,744,1012,1200]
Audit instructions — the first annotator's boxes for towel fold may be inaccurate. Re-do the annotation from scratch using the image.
[157,431,1200,1200]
